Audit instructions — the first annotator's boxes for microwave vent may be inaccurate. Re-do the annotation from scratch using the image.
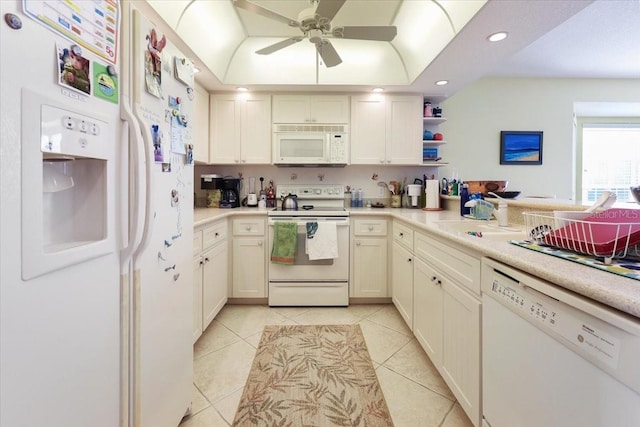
[274,124,348,133]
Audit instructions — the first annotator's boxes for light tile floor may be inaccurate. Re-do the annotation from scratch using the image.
[180,304,474,427]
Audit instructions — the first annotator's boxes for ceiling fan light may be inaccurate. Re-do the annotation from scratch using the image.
[435,80,448,86]
[488,32,508,42]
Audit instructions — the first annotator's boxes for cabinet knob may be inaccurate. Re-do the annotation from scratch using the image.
[380,160,385,164]
[199,260,204,265]
[368,225,374,231]
[356,240,361,246]
[241,159,246,163]
[407,258,412,263]
[431,276,437,282]
[258,241,263,246]
[204,257,210,263]
[245,226,251,231]
[399,232,404,237]
[215,232,219,237]
[437,279,442,286]
[386,160,391,164]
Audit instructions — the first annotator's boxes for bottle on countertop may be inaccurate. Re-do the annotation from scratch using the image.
[357,188,363,207]
[460,183,470,217]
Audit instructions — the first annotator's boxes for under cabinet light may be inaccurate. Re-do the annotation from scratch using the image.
[237,87,248,92]
[373,87,384,92]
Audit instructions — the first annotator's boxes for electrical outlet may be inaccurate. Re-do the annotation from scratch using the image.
[378,186,385,197]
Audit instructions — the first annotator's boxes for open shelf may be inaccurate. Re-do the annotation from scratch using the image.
[423,117,447,124]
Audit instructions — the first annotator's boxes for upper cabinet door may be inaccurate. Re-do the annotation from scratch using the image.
[350,95,386,164]
[192,83,210,164]
[272,95,349,123]
[241,95,272,164]
[272,95,309,123]
[210,94,271,164]
[308,96,349,123]
[210,95,240,164]
[386,95,422,165]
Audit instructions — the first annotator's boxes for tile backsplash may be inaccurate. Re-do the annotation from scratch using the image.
[194,164,440,207]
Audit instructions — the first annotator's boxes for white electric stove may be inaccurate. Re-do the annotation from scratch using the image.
[267,184,349,306]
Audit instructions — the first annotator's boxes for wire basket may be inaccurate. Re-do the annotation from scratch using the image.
[523,210,640,264]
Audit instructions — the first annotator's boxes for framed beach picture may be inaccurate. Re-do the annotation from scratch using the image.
[500,131,543,165]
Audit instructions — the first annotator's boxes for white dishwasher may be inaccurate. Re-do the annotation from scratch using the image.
[481,258,640,427]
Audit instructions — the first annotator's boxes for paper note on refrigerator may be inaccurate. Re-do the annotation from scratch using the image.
[171,120,186,154]
[174,57,194,86]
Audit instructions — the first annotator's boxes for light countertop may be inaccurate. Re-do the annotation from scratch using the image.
[194,206,640,319]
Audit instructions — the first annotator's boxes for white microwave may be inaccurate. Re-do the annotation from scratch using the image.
[273,124,348,167]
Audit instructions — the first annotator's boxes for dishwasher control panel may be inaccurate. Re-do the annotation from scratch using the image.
[490,278,558,328]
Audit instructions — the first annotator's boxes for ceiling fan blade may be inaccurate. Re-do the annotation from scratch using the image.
[233,0,300,27]
[316,39,342,67]
[315,0,346,22]
[333,26,397,41]
[256,37,304,55]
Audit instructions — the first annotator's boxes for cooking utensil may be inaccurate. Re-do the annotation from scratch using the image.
[281,193,298,210]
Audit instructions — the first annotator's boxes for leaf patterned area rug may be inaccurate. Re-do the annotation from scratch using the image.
[232,324,394,427]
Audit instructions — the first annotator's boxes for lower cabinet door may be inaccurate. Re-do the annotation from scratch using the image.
[202,243,228,329]
[193,256,203,344]
[413,257,443,366]
[391,241,413,330]
[441,280,481,427]
[232,238,266,297]
[352,237,388,297]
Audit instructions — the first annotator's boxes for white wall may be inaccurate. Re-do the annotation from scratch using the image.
[439,78,640,200]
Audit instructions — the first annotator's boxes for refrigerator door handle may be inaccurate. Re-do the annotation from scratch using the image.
[131,103,154,261]
[120,96,147,266]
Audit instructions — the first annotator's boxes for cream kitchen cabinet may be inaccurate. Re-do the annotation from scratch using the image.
[272,95,349,124]
[413,231,481,427]
[351,94,422,165]
[231,217,267,298]
[391,221,415,329]
[413,256,443,366]
[209,94,271,164]
[192,82,210,164]
[193,220,228,343]
[350,217,389,298]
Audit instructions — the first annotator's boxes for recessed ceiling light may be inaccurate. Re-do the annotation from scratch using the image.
[435,80,448,86]
[373,87,384,92]
[488,32,508,42]
[237,87,248,92]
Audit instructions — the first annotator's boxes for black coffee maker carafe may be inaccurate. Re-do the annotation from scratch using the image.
[220,178,241,208]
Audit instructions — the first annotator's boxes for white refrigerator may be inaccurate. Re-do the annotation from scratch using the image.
[0,1,194,426]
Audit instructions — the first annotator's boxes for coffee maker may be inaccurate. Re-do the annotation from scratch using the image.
[220,178,241,208]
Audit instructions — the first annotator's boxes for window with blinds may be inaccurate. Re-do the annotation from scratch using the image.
[581,124,640,203]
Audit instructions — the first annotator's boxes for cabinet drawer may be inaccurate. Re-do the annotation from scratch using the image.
[353,218,388,236]
[202,221,227,250]
[392,221,414,250]
[193,229,203,256]
[233,217,265,236]
[414,232,481,295]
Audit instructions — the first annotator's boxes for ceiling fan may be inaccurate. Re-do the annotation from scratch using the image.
[233,0,397,67]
